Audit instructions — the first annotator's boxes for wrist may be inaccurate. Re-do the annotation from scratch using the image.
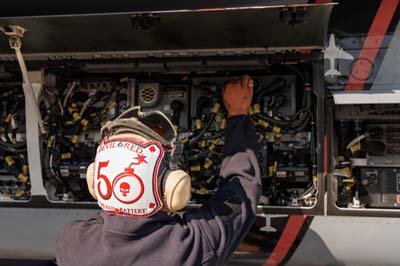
[224,115,258,156]
[228,110,247,117]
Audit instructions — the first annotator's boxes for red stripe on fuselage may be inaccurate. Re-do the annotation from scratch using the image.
[345,0,400,91]
[264,215,307,266]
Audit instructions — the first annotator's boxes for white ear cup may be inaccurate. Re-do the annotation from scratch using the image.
[162,169,191,212]
[86,162,97,200]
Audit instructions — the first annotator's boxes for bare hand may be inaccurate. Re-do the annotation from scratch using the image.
[222,75,254,117]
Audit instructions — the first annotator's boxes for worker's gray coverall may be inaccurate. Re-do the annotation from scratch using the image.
[56,115,261,266]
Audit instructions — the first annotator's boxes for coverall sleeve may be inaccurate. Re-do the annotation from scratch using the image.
[56,211,104,266]
[182,115,261,265]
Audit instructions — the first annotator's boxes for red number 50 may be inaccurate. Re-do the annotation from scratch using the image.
[97,161,112,199]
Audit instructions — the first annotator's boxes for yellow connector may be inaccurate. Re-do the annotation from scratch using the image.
[5,156,15,166]
[342,178,355,183]
[248,106,254,116]
[181,137,189,145]
[15,190,25,198]
[268,166,274,176]
[198,140,206,148]
[258,120,269,128]
[81,119,89,127]
[72,112,81,121]
[212,138,221,145]
[61,153,72,160]
[211,102,221,114]
[204,158,213,170]
[338,167,352,177]
[72,135,79,144]
[47,136,55,148]
[206,175,216,184]
[190,165,201,172]
[199,187,209,195]
[107,101,117,110]
[265,133,275,142]
[275,133,283,140]
[273,126,281,134]
[220,119,227,130]
[18,174,29,183]
[68,106,77,114]
[350,143,361,154]
[209,144,216,152]
[4,113,12,124]
[22,165,29,176]
[253,104,261,114]
[195,119,202,130]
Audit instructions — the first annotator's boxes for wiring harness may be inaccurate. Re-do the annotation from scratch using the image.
[0,87,30,199]
[41,80,128,201]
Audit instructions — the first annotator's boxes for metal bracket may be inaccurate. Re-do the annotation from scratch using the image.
[257,213,288,233]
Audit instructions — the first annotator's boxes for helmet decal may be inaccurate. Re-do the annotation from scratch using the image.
[94,138,164,218]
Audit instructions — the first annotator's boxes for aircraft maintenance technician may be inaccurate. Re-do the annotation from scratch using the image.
[56,75,261,266]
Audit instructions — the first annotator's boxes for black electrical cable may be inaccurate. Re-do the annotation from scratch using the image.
[3,125,12,143]
[201,131,224,141]
[0,141,27,153]
[188,113,216,146]
[286,114,311,133]
[275,64,306,83]
[254,78,287,103]
[271,94,287,112]
[184,149,209,161]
